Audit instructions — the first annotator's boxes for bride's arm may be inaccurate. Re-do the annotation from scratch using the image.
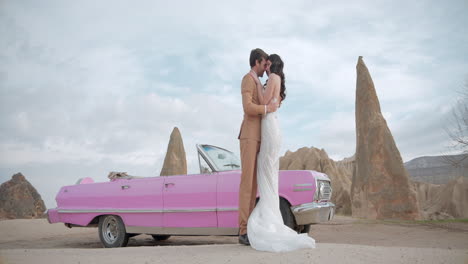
[261,73,280,105]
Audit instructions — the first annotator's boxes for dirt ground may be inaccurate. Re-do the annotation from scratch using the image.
[0,216,467,263]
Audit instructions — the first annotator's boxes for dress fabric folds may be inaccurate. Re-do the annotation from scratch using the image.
[247,107,316,252]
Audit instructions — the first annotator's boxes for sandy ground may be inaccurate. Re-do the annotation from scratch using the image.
[0,216,467,263]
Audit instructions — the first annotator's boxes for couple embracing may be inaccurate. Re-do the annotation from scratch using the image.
[237,48,316,252]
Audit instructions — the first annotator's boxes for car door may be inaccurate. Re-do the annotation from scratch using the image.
[114,177,165,227]
[163,173,217,228]
[197,144,242,231]
[216,170,241,229]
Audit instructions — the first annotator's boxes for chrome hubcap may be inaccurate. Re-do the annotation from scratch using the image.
[102,216,119,244]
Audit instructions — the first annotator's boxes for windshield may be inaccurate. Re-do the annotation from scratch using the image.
[201,145,241,171]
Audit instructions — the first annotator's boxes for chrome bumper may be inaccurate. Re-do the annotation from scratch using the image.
[291,202,335,225]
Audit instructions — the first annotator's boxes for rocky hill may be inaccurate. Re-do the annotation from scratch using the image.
[0,173,46,219]
[404,154,468,184]
[413,176,468,219]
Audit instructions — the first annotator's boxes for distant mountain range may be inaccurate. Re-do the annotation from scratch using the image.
[404,154,468,184]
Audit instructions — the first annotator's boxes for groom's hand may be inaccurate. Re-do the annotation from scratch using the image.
[266,100,279,113]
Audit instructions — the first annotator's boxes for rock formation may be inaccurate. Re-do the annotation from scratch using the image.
[160,127,187,176]
[335,155,355,180]
[351,56,419,220]
[0,173,46,219]
[413,177,468,220]
[280,147,352,215]
[405,154,468,184]
[279,143,467,219]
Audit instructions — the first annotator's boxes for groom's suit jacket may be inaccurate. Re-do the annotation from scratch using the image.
[238,73,265,141]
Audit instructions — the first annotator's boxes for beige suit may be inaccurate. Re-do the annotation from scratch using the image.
[238,73,265,235]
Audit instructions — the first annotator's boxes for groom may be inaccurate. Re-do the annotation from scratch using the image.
[238,48,278,245]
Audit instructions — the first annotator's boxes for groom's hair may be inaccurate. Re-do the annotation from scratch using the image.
[249,48,268,67]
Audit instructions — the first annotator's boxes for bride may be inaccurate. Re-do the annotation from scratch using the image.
[247,54,316,252]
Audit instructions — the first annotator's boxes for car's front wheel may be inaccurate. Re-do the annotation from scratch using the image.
[98,215,129,248]
[299,224,311,234]
[279,198,296,231]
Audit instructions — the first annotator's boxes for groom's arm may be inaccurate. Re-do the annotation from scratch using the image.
[241,75,266,116]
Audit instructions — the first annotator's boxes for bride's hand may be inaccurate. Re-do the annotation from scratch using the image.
[249,72,260,85]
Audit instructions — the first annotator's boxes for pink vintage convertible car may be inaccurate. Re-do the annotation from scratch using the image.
[47,144,334,247]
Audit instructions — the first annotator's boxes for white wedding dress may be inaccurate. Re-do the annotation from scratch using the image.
[247,98,316,252]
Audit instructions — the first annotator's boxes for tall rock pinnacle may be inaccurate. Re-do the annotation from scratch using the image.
[160,127,187,176]
[351,56,419,220]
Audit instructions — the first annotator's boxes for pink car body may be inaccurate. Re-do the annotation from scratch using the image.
[47,144,334,246]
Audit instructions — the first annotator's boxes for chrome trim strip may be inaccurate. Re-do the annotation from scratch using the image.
[164,209,216,213]
[126,226,239,236]
[58,208,239,214]
[294,183,313,187]
[58,209,164,213]
[216,208,238,212]
[293,188,313,192]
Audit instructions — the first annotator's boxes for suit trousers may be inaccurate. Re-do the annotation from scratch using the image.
[238,138,260,235]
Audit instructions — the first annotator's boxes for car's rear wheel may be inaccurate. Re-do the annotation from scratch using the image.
[98,215,129,248]
[152,235,171,241]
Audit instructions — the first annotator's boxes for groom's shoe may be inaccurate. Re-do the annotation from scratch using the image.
[238,234,250,245]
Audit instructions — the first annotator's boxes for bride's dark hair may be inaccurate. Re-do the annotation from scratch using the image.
[268,54,286,102]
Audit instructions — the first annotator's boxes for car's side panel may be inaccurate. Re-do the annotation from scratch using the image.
[163,174,217,228]
[279,170,316,206]
[54,212,98,226]
[49,170,321,232]
[54,177,164,227]
[216,171,241,228]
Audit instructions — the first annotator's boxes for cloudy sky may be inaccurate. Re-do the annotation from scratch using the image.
[1,0,467,208]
